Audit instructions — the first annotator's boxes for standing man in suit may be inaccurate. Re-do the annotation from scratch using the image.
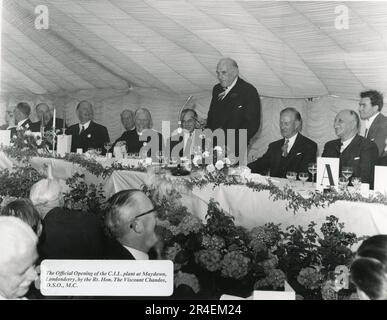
[322,109,379,185]
[103,189,158,260]
[67,100,110,153]
[359,90,387,156]
[248,107,317,178]
[30,103,66,134]
[206,58,261,158]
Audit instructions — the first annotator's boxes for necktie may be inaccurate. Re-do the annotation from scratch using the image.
[364,128,368,138]
[79,125,85,135]
[282,139,289,157]
[217,87,227,101]
[338,141,343,154]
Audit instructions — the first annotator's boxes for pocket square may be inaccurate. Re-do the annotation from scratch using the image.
[296,152,302,156]
[237,105,243,109]
[354,157,360,160]
[371,138,375,141]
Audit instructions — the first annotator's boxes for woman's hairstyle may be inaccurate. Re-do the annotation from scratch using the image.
[351,235,387,299]
[0,198,41,234]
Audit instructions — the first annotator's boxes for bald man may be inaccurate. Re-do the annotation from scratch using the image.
[67,100,110,153]
[30,103,66,134]
[206,58,261,156]
[322,109,379,186]
[102,189,158,260]
[0,216,38,299]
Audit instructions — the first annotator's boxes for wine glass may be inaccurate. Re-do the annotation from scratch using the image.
[352,177,362,193]
[338,177,349,192]
[299,172,309,186]
[308,163,317,187]
[286,171,297,187]
[104,142,112,156]
[342,167,353,182]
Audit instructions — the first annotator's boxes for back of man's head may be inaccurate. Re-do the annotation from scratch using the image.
[30,178,64,219]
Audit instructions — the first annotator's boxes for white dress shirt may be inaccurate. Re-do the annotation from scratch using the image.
[222,76,238,99]
[79,120,91,133]
[341,135,356,153]
[123,245,149,260]
[285,132,298,153]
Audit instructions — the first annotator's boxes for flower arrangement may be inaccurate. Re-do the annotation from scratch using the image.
[145,179,362,300]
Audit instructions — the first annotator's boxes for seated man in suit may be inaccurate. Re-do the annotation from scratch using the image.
[322,109,379,185]
[110,109,138,153]
[30,103,66,134]
[170,109,200,159]
[359,90,387,156]
[67,100,110,153]
[248,107,317,178]
[9,102,33,137]
[102,189,158,260]
[134,108,163,159]
[0,217,38,300]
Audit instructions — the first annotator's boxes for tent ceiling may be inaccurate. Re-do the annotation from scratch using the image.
[1,0,387,99]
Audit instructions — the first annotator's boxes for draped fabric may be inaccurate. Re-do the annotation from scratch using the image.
[1,1,387,159]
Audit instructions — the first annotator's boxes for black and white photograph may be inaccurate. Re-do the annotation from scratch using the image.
[1,0,387,307]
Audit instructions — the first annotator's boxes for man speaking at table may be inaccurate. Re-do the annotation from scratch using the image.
[67,100,110,153]
[206,58,261,160]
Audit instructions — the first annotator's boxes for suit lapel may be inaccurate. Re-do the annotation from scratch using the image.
[368,113,383,139]
[286,134,303,159]
[217,78,241,128]
[341,135,360,164]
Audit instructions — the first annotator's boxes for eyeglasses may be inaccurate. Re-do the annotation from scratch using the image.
[133,206,158,219]
[130,206,158,228]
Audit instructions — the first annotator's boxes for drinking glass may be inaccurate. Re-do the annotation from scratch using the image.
[308,163,317,187]
[338,177,349,192]
[95,148,102,156]
[342,167,353,181]
[104,142,112,155]
[286,171,297,187]
[299,172,309,186]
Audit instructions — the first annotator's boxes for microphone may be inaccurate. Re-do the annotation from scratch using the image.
[177,96,193,133]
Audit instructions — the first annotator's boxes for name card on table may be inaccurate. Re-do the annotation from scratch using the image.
[0,130,11,147]
[316,157,339,191]
[57,134,72,157]
[253,281,295,300]
[374,166,387,195]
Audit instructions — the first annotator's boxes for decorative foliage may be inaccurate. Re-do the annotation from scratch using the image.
[0,165,45,198]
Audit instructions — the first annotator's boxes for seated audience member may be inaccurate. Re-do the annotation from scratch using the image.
[134,108,163,158]
[358,90,387,156]
[322,109,378,185]
[30,178,105,260]
[0,110,15,130]
[351,235,387,300]
[1,198,42,236]
[170,109,200,158]
[103,189,158,260]
[110,109,138,153]
[0,216,38,300]
[30,103,66,134]
[66,100,110,153]
[248,107,317,178]
[9,102,33,136]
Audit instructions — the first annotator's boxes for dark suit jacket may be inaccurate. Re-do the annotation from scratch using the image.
[206,77,261,154]
[322,135,379,185]
[38,207,106,261]
[67,121,110,153]
[100,237,136,260]
[111,128,142,154]
[30,118,66,134]
[10,118,33,137]
[367,113,387,156]
[247,133,317,178]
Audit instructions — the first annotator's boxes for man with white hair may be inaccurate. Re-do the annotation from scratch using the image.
[0,216,38,299]
[110,109,139,153]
